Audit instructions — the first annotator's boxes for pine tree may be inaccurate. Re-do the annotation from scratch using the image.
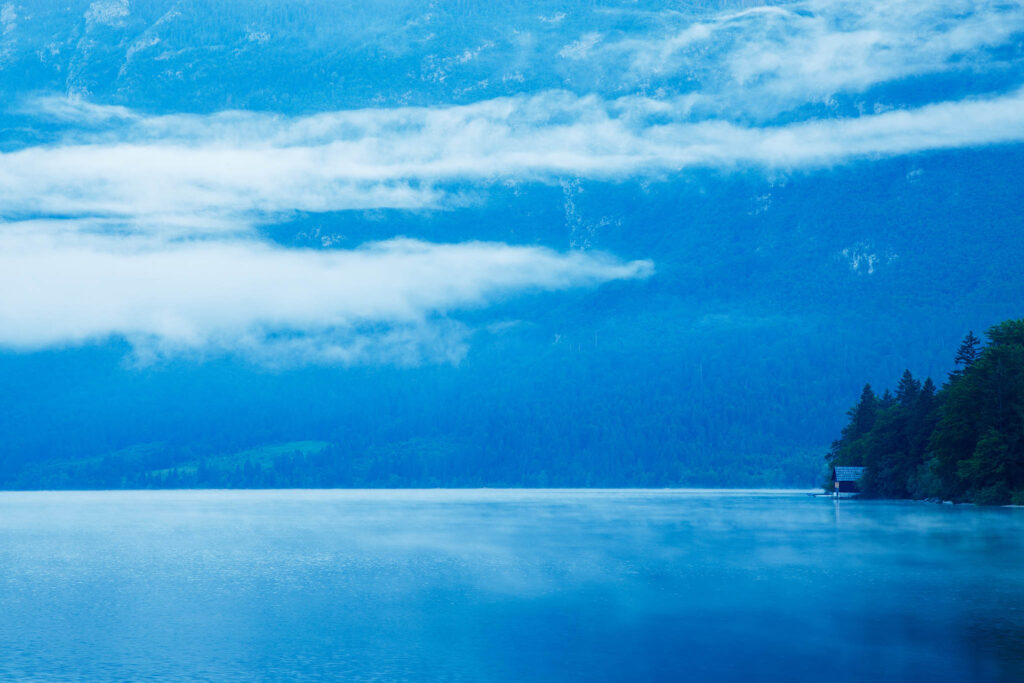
[895,370,921,406]
[846,384,878,440]
[949,331,982,382]
[920,377,937,402]
[879,389,895,410]
[906,377,940,489]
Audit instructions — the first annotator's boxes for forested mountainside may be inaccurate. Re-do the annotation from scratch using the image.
[2,1,1023,488]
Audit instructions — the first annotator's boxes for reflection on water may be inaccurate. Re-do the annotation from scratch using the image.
[0,490,1021,682]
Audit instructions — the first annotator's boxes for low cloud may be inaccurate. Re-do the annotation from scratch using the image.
[0,232,652,363]
[8,88,1024,235]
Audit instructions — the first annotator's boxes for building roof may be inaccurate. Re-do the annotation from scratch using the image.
[834,466,866,482]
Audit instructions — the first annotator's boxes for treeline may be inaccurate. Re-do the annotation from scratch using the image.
[827,319,1024,505]
[0,315,848,490]
[5,439,821,491]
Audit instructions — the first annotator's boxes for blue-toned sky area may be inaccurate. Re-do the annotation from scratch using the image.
[1,0,1023,485]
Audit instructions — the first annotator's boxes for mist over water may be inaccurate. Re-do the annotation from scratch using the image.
[0,490,1021,682]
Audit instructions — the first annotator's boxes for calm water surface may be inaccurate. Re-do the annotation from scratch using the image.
[0,490,1021,682]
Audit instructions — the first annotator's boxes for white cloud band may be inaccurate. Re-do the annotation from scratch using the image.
[0,233,652,362]
[7,88,1024,234]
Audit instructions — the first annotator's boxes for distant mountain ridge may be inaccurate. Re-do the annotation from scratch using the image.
[1,1,1023,488]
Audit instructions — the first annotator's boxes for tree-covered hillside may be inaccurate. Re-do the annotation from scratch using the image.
[2,1,1023,490]
[2,153,1023,490]
[827,319,1024,505]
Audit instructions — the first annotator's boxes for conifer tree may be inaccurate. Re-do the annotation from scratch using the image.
[879,389,895,410]
[846,384,878,440]
[895,370,921,406]
[824,384,879,477]
[949,331,982,382]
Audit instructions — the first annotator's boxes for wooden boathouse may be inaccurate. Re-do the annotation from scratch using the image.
[832,466,865,495]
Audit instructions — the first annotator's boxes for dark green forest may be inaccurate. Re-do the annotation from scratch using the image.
[827,318,1024,505]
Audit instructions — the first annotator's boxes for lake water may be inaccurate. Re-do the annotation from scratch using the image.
[0,490,1021,682]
